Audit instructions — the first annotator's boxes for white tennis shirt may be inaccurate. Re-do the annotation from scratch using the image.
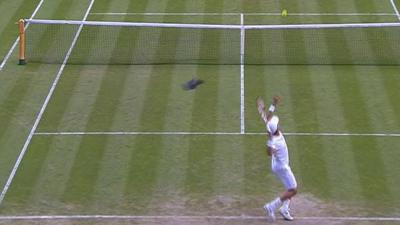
[267,131,290,170]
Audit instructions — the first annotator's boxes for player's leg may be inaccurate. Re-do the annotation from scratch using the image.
[264,197,280,221]
[277,166,297,221]
[264,166,298,221]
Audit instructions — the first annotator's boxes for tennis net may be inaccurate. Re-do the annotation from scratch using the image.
[21,19,400,65]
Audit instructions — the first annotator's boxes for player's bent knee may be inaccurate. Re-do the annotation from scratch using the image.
[288,188,297,196]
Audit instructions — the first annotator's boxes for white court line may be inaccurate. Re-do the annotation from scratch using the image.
[0,0,96,204]
[0,215,399,221]
[34,131,400,137]
[0,0,46,71]
[390,0,400,21]
[90,12,397,16]
[240,13,245,134]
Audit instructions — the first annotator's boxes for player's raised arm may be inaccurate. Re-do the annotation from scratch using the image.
[256,96,268,124]
[266,95,280,121]
[257,95,281,124]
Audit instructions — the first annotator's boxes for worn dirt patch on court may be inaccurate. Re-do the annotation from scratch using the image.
[0,193,393,225]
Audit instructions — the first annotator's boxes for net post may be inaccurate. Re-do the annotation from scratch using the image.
[18,19,26,65]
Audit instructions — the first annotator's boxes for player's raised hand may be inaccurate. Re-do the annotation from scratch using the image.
[272,95,281,105]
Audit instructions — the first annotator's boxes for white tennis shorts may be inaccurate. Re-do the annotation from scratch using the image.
[272,165,297,190]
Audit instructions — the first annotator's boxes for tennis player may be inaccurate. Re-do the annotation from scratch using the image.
[258,96,298,221]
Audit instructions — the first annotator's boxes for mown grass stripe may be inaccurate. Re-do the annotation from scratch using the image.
[309,0,363,201]
[375,137,400,210]
[62,137,107,204]
[243,136,277,196]
[351,67,399,206]
[380,68,400,129]
[333,67,391,202]
[307,69,364,201]
[90,137,132,212]
[285,101,332,199]
[317,136,364,202]
[40,66,108,131]
[57,70,114,207]
[146,0,203,206]
[0,74,34,141]
[213,137,245,194]
[62,1,137,203]
[0,0,28,47]
[213,1,244,195]
[337,1,392,202]
[148,41,200,207]
[184,136,217,195]
[26,136,84,213]
[99,2,154,130]
[37,65,84,131]
[124,0,174,211]
[148,137,190,213]
[354,67,398,132]
[124,136,162,213]
[282,0,331,198]
[0,137,52,208]
[109,66,154,130]
[85,0,137,212]
[183,0,223,196]
[133,2,198,212]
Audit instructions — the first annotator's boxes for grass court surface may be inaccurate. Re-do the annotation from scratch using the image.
[0,0,400,224]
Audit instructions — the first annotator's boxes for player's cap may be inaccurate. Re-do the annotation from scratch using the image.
[267,115,279,134]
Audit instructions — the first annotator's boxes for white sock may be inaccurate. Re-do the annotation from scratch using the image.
[269,197,282,211]
[282,199,290,211]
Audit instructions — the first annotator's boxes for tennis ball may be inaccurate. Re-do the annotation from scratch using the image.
[281,9,288,17]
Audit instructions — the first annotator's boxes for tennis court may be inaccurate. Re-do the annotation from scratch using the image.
[0,0,400,224]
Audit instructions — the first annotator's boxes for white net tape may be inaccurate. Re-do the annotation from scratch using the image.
[23,19,400,65]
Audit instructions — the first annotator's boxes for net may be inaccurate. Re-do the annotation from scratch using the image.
[23,19,400,65]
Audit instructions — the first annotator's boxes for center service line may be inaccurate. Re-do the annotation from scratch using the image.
[240,13,245,134]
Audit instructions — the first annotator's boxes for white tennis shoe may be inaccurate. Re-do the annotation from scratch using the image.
[279,207,294,221]
[264,204,276,221]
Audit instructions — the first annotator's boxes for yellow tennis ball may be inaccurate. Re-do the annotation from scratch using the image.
[281,9,288,17]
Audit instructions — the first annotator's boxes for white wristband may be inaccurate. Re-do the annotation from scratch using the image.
[268,104,275,112]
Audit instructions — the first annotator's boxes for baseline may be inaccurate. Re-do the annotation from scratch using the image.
[33,131,400,137]
[0,215,399,222]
